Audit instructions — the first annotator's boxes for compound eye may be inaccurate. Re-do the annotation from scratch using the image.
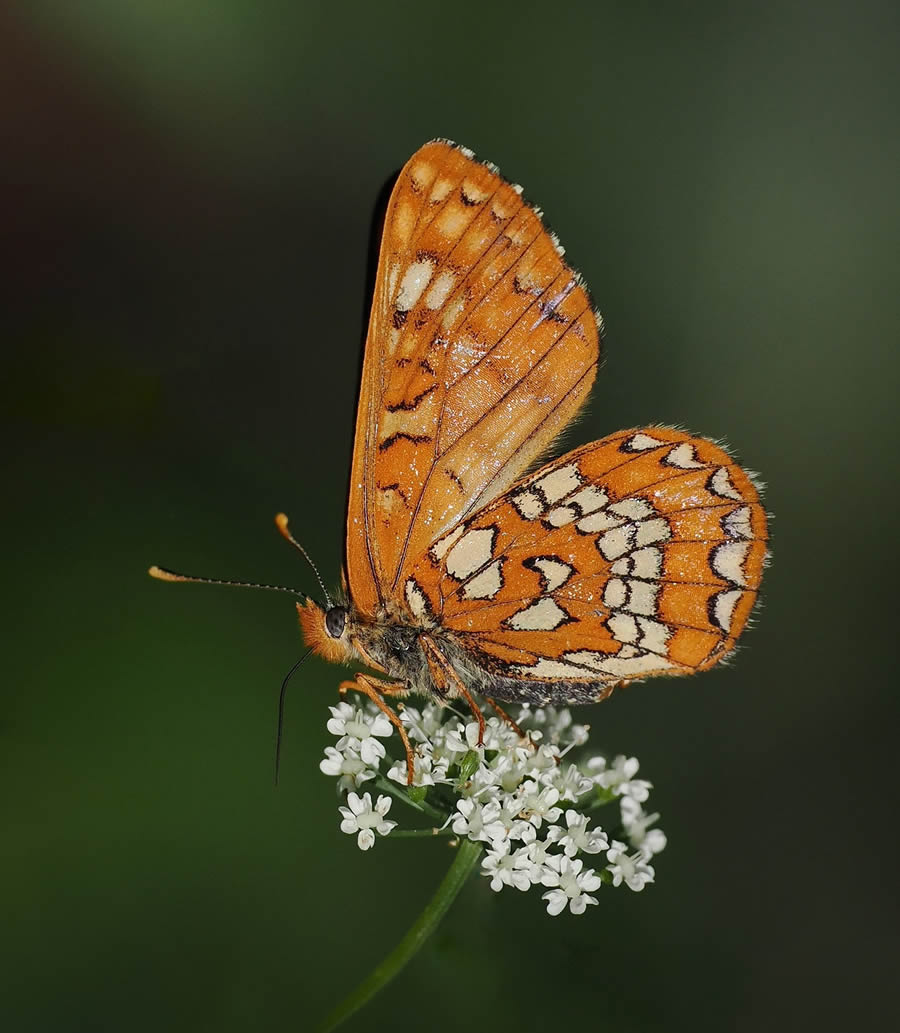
[324,606,347,639]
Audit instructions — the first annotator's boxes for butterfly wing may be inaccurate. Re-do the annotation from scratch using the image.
[404,428,768,697]
[346,140,602,617]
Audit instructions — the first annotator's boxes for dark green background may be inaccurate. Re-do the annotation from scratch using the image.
[5,2,898,1030]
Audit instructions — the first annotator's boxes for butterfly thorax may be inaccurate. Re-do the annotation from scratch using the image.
[297,596,440,698]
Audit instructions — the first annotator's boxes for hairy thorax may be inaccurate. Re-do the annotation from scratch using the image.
[297,596,438,696]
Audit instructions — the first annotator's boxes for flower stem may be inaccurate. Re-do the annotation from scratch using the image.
[389,827,455,839]
[373,773,446,823]
[316,838,483,1032]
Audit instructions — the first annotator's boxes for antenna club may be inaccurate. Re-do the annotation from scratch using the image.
[274,512,332,608]
[149,565,183,582]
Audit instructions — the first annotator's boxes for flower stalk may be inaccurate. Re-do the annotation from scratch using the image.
[317,838,483,1033]
[316,699,667,1027]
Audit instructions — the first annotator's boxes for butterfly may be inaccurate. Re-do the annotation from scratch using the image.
[151,140,768,783]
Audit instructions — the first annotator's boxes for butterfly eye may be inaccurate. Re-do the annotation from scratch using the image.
[324,606,348,639]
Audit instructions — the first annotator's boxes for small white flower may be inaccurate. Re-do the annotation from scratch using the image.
[452,798,501,842]
[540,855,603,915]
[585,755,607,778]
[399,704,445,743]
[445,718,505,754]
[522,743,560,778]
[545,762,594,802]
[606,840,655,891]
[319,745,376,789]
[596,755,651,802]
[464,761,505,799]
[482,797,531,844]
[517,780,562,828]
[489,753,529,794]
[327,704,393,766]
[482,840,536,892]
[338,792,397,850]
[567,722,590,747]
[517,705,578,745]
[620,796,667,857]
[519,825,557,880]
[553,809,609,857]
[386,746,449,787]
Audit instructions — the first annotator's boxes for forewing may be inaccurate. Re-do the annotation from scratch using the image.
[345,140,602,616]
[404,428,768,689]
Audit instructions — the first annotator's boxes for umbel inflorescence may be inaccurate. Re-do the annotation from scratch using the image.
[321,700,666,916]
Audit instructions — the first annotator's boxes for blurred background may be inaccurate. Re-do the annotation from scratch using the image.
[4,2,898,1030]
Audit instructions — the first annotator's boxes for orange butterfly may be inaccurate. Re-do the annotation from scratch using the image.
[152,140,768,782]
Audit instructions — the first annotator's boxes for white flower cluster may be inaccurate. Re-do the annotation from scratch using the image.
[320,700,666,915]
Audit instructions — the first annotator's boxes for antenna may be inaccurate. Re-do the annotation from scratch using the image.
[274,513,332,607]
[274,648,312,785]
[148,566,308,601]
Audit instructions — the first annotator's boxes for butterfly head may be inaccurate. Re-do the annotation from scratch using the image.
[296,598,355,665]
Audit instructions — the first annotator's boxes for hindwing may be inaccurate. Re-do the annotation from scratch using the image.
[404,427,768,691]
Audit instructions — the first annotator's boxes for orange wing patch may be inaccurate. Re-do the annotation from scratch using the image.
[405,427,767,695]
[345,140,602,618]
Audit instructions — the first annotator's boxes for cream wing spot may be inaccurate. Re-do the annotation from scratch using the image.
[396,259,435,311]
[723,506,753,540]
[624,433,665,452]
[409,161,434,190]
[709,467,743,501]
[577,510,623,533]
[491,197,516,220]
[530,557,573,592]
[440,293,467,330]
[405,578,432,623]
[608,612,639,644]
[636,617,672,655]
[431,524,465,563]
[603,578,628,609]
[506,598,570,631]
[532,464,582,504]
[625,580,659,616]
[665,442,705,469]
[513,658,593,679]
[613,547,663,579]
[461,178,491,203]
[462,560,503,600]
[512,490,544,520]
[562,651,610,672]
[596,525,635,561]
[609,498,654,520]
[567,486,608,515]
[393,201,416,244]
[711,588,743,632]
[546,505,577,527]
[428,176,454,202]
[711,541,750,586]
[424,269,457,310]
[635,518,671,546]
[436,206,469,237]
[592,653,676,678]
[445,527,496,580]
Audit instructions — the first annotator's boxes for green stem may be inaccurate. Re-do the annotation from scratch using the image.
[316,838,483,1032]
[373,773,447,824]
[390,827,455,839]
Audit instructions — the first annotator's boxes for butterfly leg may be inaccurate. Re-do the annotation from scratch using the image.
[484,696,530,742]
[419,634,486,747]
[338,674,416,785]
